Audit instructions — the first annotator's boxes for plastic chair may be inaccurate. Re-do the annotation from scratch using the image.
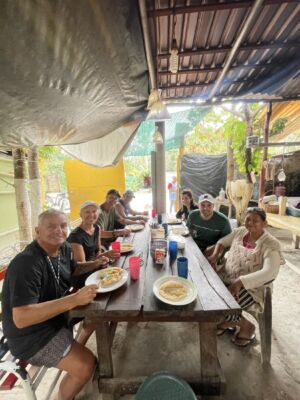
[135,372,197,400]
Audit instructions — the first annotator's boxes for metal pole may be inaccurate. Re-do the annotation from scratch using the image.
[208,0,264,100]
[138,0,157,90]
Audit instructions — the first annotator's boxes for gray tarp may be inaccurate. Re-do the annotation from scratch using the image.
[180,153,227,199]
[0,0,148,166]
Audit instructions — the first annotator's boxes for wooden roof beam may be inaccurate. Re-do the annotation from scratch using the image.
[160,78,249,90]
[149,0,299,17]
[158,61,287,76]
[157,41,300,59]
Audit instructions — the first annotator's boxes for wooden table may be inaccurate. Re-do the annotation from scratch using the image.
[70,224,240,399]
[266,213,300,248]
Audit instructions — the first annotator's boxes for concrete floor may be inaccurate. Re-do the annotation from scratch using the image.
[2,227,300,400]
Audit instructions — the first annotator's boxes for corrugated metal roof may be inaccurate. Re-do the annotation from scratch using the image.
[146,0,300,102]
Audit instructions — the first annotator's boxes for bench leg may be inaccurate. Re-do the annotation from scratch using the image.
[292,234,300,249]
[0,361,37,400]
[258,287,272,364]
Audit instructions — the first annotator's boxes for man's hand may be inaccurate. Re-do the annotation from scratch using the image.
[104,249,120,259]
[228,279,243,301]
[74,285,98,306]
[97,256,109,266]
[136,219,146,226]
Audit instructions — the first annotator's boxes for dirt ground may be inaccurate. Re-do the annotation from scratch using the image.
[2,226,300,400]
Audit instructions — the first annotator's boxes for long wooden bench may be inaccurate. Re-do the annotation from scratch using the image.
[266,213,300,249]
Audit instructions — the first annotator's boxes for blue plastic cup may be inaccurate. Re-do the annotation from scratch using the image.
[177,256,188,278]
[162,223,168,237]
[169,240,178,261]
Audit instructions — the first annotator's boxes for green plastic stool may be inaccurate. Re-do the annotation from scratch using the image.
[135,372,197,400]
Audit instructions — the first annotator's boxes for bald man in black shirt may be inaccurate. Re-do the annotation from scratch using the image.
[2,209,98,400]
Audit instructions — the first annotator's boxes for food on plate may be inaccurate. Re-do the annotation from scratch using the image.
[128,224,144,232]
[98,267,124,287]
[159,280,188,301]
[151,228,165,239]
[120,243,134,252]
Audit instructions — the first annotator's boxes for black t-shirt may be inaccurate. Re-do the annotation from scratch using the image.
[2,241,75,360]
[176,203,198,220]
[67,225,100,261]
[67,224,101,288]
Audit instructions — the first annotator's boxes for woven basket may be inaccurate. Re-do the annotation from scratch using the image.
[259,201,279,214]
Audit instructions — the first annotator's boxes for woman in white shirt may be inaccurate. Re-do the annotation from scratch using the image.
[208,207,284,347]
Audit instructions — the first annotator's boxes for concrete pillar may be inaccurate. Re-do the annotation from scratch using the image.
[154,122,166,213]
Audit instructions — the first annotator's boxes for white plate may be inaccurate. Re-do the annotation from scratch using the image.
[153,276,197,306]
[128,224,144,232]
[167,219,182,225]
[85,268,128,293]
[171,227,189,236]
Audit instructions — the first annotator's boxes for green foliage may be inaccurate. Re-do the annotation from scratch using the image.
[270,117,288,137]
[185,110,228,154]
[39,146,72,192]
[223,114,263,174]
[124,156,151,191]
[165,149,178,172]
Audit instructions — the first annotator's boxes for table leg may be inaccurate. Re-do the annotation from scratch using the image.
[96,322,113,378]
[199,322,220,393]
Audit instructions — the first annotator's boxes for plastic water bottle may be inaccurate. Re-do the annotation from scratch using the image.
[219,188,225,201]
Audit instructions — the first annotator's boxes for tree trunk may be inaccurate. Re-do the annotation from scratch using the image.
[12,148,32,247]
[28,146,42,237]
[226,106,255,225]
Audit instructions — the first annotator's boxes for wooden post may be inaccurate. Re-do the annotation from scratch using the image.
[176,136,185,210]
[12,148,33,246]
[259,102,272,199]
[28,146,42,237]
[154,122,166,213]
[151,151,157,211]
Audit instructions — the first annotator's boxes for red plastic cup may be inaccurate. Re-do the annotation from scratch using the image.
[129,256,141,280]
[111,241,121,252]
[151,208,157,218]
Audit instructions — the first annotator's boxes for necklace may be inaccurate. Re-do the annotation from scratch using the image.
[46,251,61,286]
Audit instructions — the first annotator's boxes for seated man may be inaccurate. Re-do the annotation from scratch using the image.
[2,209,98,400]
[187,193,232,254]
[97,189,141,247]
[115,190,148,227]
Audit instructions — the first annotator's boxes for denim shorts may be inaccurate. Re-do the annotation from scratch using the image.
[27,327,74,367]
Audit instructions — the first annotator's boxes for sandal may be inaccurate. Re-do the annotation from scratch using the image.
[232,333,256,347]
[217,326,236,336]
